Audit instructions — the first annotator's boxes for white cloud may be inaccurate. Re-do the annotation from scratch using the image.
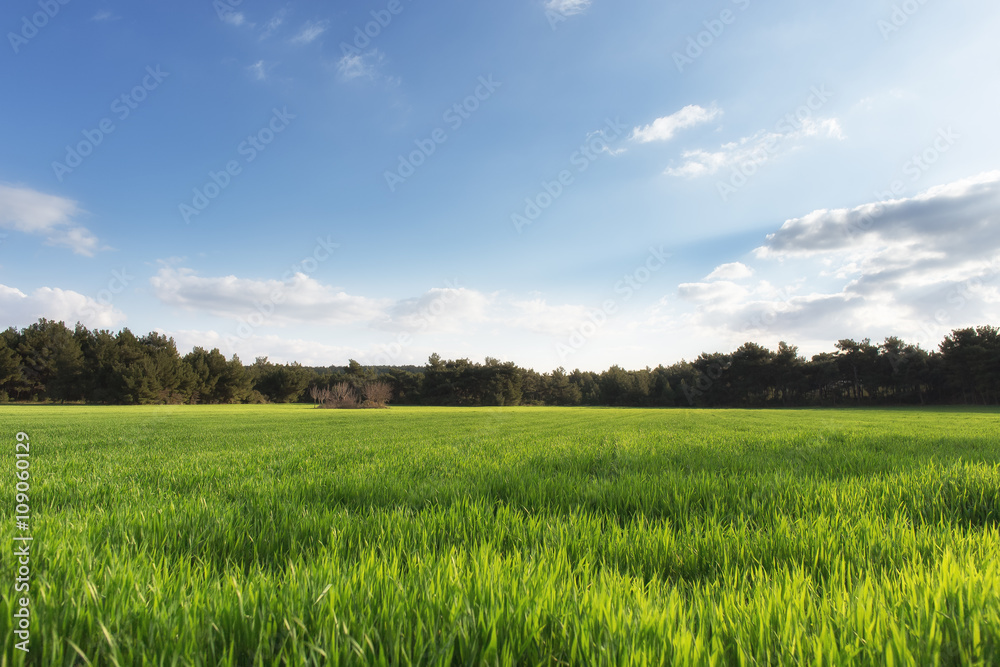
[705,262,754,282]
[164,329,366,366]
[150,267,388,326]
[91,10,118,21]
[678,280,755,308]
[546,0,591,16]
[673,172,1000,351]
[260,9,286,39]
[504,298,592,336]
[631,105,721,144]
[379,287,492,334]
[666,117,843,178]
[148,267,610,344]
[0,284,125,329]
[337,51,384,80]
[291,19,329,45]
[221,12,246,27]
[0,184,100,255]
[247,60,268,81]
[757,171,1000,259]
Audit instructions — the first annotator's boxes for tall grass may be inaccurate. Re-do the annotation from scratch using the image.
[1,406,998,665]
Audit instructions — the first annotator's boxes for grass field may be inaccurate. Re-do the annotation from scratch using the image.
[1,405,999,666]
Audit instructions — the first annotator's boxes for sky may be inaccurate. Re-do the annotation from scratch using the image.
[1,0,999,371]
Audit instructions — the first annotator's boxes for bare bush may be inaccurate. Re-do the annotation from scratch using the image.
[326,382,358,408]
[309,386,332,405]
[362,381,393,408]
[315,380,392,409]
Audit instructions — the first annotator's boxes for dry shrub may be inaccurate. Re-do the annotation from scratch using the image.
[362,381,393,408]
[314,380,392,409]
[315,382,359,409]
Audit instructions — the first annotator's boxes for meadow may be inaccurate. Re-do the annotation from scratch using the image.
[1,405,998,666]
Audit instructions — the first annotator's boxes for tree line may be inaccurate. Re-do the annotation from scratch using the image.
[1,319,999,407]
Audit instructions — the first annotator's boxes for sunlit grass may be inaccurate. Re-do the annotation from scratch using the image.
[1,406,998,665]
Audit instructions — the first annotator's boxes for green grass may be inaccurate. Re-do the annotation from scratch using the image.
[1,405,999,666]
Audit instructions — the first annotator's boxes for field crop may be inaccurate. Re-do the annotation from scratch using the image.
[1,405,999,665]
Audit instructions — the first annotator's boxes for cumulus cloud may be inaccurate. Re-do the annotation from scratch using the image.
[150,267,388,326]
[291,19,329,45]
[0,284,125,329]
[377,290,605,338]
[546,0,591,16]
[378,286,491,334]
[164,329,366,366]
[631,105,721,144]
[675,172,1000,349]
[757,170,1000,259]
[705,262,754,282]
[504,298,593,336]
[666,117,843,178]
[148,267,609,344]
[0,184,100,255]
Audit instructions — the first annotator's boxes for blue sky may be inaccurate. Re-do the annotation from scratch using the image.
[2,0,999,370]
